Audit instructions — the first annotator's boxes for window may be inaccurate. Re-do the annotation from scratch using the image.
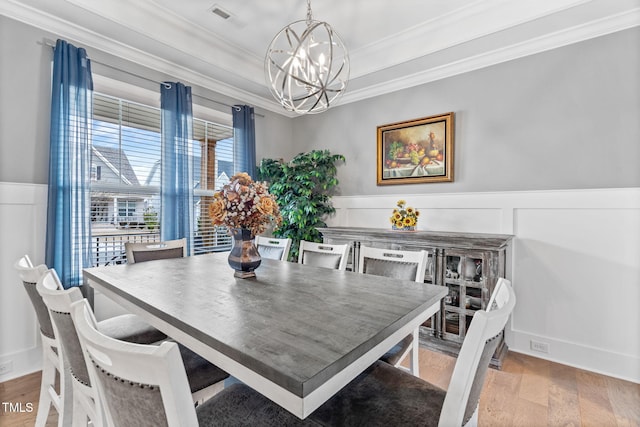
[91,164,102,181]
[90,93,234,266]
[117,199,137,220]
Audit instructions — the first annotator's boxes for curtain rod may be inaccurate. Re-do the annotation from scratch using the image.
[40,39,264,117]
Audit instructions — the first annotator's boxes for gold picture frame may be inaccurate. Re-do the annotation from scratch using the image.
[377,112,454,185]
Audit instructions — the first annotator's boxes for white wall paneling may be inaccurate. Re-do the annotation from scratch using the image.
[327,187,640,383]
[2,184,638,382]
[0,182,48,381]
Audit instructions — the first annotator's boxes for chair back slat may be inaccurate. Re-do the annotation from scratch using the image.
[298,240,349,270]
[487,277,510,311]
[125,238,186,264]
[359,246,428,283]
[256,236,291,261]
[37,270,91,385]
[91,361,169,427]
[14,257,55,339]
[71,300,199,426]
[439,278,516,427]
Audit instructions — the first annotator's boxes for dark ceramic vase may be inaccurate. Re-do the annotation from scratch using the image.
[228,228,261,278]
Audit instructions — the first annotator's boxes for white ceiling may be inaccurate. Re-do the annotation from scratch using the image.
[2,0,639,116]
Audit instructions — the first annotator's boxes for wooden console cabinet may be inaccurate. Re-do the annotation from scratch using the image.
[319,227,514,368]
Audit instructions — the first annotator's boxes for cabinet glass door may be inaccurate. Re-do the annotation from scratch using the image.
[442,251,487,343]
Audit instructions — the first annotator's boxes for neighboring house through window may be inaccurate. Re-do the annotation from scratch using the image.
[90,92,234,266]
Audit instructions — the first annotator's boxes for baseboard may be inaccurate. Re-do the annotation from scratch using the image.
[508,330,639,384]
[0,346,42,383]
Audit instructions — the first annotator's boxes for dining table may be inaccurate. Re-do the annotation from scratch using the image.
[83,251,447,419]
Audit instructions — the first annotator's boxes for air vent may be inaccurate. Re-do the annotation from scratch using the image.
[210,6,231,20]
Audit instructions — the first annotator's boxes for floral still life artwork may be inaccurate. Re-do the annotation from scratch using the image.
[208,172,282,236]
[377,112,454,185]
[390,199,420,231]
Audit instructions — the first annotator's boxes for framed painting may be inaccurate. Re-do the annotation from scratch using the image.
[377,112,454,185]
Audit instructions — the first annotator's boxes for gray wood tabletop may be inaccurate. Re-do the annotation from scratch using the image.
[84,252,447,398]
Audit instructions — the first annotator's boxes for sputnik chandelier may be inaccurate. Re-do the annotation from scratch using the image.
[265,0,349,114]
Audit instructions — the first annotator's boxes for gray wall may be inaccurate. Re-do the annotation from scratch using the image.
[0,16,53,184]
[291,28,640,196]
[2,15,638,195]
[0,16,295,185]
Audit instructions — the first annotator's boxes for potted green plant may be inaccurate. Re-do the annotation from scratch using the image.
[143,207,159,230]
[258,150,345,261]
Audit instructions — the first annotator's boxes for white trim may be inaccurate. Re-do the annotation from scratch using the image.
[62,0,262,82]
[0,0,282,114]
[1,0,637,116]
[0,182,48,381]
[330,188,640,211]
[0,181,48,205]
[349,0,593,78]
[510,331,640,384]
[0,346,44,382]
[341,9,640,105]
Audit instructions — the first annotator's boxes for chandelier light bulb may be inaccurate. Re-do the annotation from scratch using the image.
[265,1,349,114]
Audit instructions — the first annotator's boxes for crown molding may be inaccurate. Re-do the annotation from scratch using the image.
[0,0,288,114]
[1,0,638,117]
[61,0,265,85]
[349,0,592,78]
[340,8,640,106]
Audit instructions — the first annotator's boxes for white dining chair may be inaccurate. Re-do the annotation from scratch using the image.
[358,246,429,376]
[70,299,306,427]
[487,277,510,312]
[307,279,517,427]
[124,238,186,264]
[13,256,69,427]
[124,237,230,405]
[37,270,106,427]
[255,235,291,261]
[298,240,349,270]
[37,269,229,425]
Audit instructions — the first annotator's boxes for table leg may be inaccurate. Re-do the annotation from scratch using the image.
[410,327,420,377]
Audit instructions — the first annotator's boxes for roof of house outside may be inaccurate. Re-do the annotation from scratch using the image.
[92,145,140,186]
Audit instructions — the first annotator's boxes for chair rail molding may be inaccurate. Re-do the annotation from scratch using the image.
[326,187,640,383]
[0,182,48,381]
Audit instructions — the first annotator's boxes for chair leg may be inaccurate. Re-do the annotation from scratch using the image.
[72,392,90,427]
[73,382,103,427]
[35,345,56,427]
[409,327,420,377]
[72,400,87,427]
[58,363,74,427]
[191,381,225,406]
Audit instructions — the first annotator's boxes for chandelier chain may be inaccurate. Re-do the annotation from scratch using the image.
[306,0,313,24]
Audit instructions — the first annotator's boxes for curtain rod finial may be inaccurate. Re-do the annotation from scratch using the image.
[38,38,56,49]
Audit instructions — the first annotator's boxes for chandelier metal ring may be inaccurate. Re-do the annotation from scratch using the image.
[265,2,349,114]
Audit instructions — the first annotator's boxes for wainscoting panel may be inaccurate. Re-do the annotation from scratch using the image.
[327,188,640,383]
[0,182,48,381]
[2,184,637,383]
[341,206,504,234]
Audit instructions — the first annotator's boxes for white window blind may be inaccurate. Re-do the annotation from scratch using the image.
[90,93,234,265]
[192,116,234,254]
